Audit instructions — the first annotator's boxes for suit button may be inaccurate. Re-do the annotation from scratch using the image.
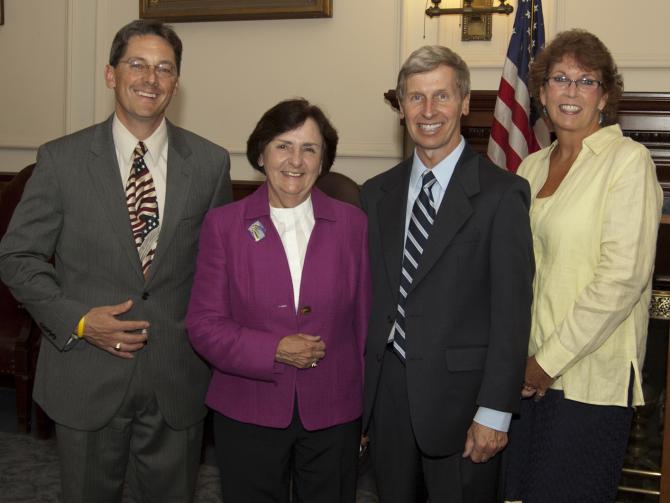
[386,315,394,324]
[299,306,311,315]
[142,292,149,300]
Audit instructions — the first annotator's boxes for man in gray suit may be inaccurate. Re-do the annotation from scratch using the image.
[0,20,232,502]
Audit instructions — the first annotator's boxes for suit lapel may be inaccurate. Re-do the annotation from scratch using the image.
[146,121,193,283]
[87,116,144,280]
[298,188,337,308]
[409,145,479,291]
[376,160,411,301]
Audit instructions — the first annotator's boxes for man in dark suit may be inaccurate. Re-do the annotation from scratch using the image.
[362,45,534,502]
[0,20,231,502]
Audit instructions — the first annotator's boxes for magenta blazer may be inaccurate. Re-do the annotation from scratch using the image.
[186,183,371,431]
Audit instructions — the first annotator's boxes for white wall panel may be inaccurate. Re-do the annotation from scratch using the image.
[0,0,68,149]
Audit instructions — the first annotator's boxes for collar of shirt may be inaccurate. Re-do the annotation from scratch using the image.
[543,124,622,162]
[270,195,314,228]
[581,124,622,156]
[405,136,466,235]
[112,115,168,172]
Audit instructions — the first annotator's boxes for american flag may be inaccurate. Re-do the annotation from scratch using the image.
[487,0,550,172]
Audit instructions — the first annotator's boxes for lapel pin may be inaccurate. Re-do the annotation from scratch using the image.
[248,220,266,242]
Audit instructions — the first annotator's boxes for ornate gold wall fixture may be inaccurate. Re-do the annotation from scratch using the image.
[462,0,493,41]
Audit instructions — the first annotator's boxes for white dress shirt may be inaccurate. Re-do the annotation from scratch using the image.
[270,196,316,311]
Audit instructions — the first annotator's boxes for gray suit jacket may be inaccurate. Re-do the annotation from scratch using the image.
[361,145,534,457]
[0,115,232,430]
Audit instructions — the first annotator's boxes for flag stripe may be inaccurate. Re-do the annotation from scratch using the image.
[487,0,549,172]
[497,77,534,147]
[490,118,524,171]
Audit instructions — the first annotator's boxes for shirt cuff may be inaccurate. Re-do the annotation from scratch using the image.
[474,407,512,432]
[534,334,576,379]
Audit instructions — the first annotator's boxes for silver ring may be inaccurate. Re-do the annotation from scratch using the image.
[311,361,318,368]
[114,342,122,351]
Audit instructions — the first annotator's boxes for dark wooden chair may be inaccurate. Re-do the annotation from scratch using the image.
[0,163,43,433]
[315,171,361,208]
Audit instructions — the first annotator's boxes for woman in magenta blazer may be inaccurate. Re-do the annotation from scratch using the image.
[186,98,371,503]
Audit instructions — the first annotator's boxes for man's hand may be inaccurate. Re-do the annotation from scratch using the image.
[522,356,554,400]
[81,300,149,359]
[462,422,507,463]
[275,333,326,369]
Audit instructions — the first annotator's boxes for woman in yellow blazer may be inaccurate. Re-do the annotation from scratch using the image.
[504,29,663,503]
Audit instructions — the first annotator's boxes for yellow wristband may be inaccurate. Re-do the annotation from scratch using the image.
[76,316,86,339]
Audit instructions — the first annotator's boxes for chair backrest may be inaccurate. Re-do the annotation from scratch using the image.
[0,164,35,237]
[314,171,361,208]
[0,164,36,316]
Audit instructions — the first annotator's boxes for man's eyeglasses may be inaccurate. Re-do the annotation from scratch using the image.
[119,58,177,79]
[544,75,603,91]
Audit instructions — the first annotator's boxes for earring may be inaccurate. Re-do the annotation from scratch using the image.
[599,110,605,126]
[543,106,548,116]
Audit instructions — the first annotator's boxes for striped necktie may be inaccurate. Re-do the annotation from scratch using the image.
[391,170,437,361]
[125,141,160,277]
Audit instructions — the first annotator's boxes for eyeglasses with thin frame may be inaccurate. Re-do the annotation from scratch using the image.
[118,58,177,79]
[544,75,603,91]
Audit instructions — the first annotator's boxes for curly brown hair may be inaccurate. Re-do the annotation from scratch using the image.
[529,29,623,125]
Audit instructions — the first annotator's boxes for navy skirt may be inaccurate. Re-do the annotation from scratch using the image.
[504,389,633,503]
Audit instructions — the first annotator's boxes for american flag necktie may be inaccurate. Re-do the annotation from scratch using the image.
[391,170,437,361]
[125,141,160,277]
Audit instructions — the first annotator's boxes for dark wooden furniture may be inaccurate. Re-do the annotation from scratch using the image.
[314,171,361,208]
[0,163,42,433]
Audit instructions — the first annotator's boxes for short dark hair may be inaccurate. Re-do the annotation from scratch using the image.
[397,45,470,101]
[109,20,183,75]
[530,29,623,125]
[247,99,338,175]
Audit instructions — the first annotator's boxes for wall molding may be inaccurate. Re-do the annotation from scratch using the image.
[0,141,42,150]
[65,0,98,134]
